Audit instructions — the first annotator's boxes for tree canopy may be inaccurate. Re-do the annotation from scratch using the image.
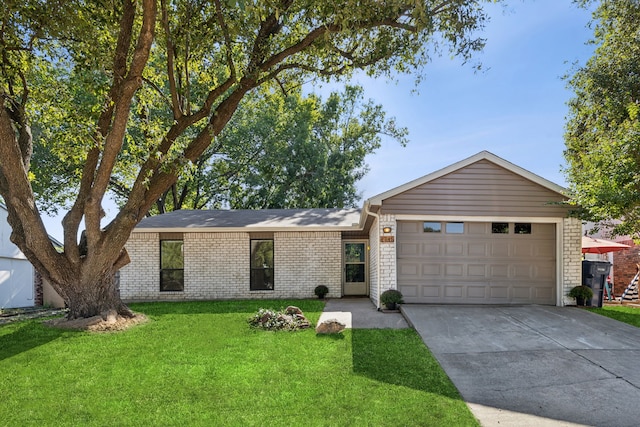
[0,0,500,319]
[53,84,408,213]
[564,0,640,237]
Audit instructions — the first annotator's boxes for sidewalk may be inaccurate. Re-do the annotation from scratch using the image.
[318,298,408,329]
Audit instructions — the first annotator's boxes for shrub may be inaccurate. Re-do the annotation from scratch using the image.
[314,285,329,299]
[568,285,593,303]
[381,289,404,306]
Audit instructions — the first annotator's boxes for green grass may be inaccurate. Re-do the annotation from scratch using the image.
[0,300,477,426]
[587,305,640,327]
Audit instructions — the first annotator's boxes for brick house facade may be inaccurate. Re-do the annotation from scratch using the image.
[119,152,582,308]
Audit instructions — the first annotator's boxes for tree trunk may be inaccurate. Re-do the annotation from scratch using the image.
[58,270,134,320]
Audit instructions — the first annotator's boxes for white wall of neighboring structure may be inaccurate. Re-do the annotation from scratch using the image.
[0,206,34,308]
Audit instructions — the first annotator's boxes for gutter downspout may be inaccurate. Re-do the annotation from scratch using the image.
[364,202,382,310]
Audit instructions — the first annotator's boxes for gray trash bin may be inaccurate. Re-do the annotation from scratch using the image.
[582,260,611,308]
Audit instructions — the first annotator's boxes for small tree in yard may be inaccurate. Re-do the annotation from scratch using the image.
[0,0,500,321]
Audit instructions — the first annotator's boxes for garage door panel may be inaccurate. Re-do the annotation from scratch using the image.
[397,220,556,305]
[467,286,487,298]
[445,286,463,298]
[399,263,419,277]
[490,264,509,277]
[489,286,509,299]
[535,287,554,300]
[445,264,463,276]
[421,264,441,276]
[400,284,419,297]
[490,242,510,256]
[537,265,555,280]
[468,264,486,277]
[422,243,441,255]
[512,287,531,299]
[398,242,420,256]
[445,243,464,255]
[513,264,532,279]
[468,242,487,256]
[513,242,534,256]
[468,223,487,234]
[421,286,440,298]
[399,221,421,233]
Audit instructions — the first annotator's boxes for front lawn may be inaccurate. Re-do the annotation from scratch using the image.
[588,305,640,327]
[0,300,477,426]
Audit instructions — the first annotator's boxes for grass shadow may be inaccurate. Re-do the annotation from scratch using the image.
[351,328,462,398]
[0,321,67,361]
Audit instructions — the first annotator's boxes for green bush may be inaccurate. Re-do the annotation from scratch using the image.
[314,285,329,299]
[381,289,404,306]
[568,285,593,302]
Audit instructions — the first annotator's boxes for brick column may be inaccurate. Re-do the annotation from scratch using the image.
[562,217,582,305]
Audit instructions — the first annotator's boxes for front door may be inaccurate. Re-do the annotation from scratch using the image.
[343,241,368,296]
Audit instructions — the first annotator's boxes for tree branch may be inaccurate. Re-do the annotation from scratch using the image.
[160,0,183,119]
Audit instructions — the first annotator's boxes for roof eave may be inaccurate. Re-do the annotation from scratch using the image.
[133,225,362,233]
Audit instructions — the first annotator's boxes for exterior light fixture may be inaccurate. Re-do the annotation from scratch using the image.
[382,226,392,234]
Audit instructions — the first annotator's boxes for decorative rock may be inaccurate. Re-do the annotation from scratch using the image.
[315,319,346,334]
[285,306,303,316]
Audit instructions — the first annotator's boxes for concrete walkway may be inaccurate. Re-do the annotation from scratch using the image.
[402,305,640,427]
[318,298,408,329]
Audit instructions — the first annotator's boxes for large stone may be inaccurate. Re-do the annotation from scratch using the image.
[315,319,346,334]
[285,306,303,316]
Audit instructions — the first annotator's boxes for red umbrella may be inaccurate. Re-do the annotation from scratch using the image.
[582,235,631,254]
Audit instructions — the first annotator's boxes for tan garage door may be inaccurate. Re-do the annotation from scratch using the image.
[397,221,556,305]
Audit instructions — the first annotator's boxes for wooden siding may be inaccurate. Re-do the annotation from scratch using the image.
[380,160,570,217]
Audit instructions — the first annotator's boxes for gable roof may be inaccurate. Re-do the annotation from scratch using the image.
[135,208,361,232]
[365,151,566,207]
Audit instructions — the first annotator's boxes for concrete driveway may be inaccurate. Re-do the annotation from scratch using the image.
[401,305,640,427]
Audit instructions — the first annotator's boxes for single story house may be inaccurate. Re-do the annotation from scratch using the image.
[119,151,582,307]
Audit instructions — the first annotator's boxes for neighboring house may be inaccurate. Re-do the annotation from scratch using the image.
[1,203,35,309]
[119,151,583,307]
[582,222,638,297]
[1,203,66,309]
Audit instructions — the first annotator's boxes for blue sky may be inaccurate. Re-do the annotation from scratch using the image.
[347,0,595,198]
[41,0,596,240]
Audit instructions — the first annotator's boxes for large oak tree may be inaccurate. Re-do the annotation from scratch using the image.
[1,0,499,319]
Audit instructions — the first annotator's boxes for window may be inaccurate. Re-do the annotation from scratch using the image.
[492,222,509,234]
[446,222,464,234]
[250,239,274,291]
[160,240,184,291]
[515,223,532,234]
[423,222,442,233]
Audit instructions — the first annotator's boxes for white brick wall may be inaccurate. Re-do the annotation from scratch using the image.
[378,214,397,294]
[119,233,159,300]
[119,231,341,301]
[369,217,379,306]
[368,214,397,308]
[562,217,583,305]
[274,232,342,299]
